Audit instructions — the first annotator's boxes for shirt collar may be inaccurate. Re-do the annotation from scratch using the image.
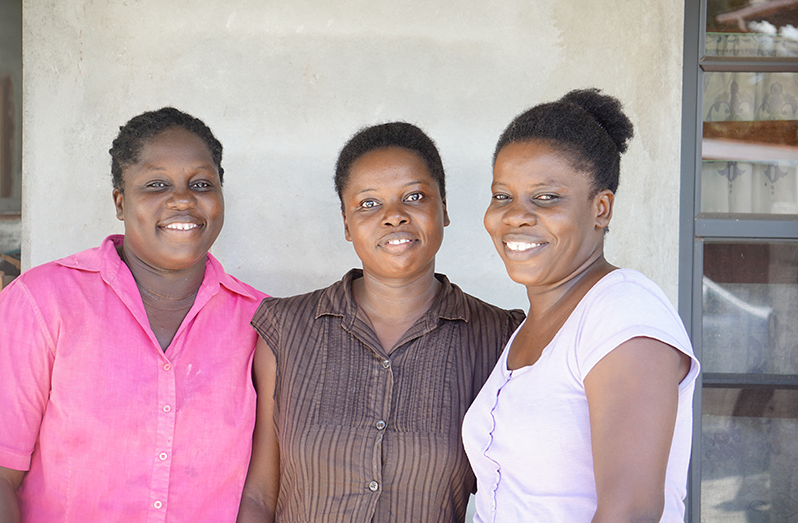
[55,234,257,300]
[315,268,470,329]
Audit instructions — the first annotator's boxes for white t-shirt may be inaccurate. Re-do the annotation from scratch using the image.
[462,269,700,523]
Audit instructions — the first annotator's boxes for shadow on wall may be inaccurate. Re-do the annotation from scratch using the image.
[0,214,20,289]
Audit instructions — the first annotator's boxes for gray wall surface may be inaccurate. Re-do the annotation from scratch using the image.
[22,0,685,310]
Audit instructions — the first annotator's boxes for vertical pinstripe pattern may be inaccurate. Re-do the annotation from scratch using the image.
[251,269,524,523]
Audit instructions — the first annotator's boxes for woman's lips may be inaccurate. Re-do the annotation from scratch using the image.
[161,220,203,232]
[505,240,545,252]
[380,234,417,253]
[502,239,547,260]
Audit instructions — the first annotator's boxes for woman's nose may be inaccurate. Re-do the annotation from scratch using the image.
[502,201,536,227]
[381,201,409,227]
[166,187,198,210]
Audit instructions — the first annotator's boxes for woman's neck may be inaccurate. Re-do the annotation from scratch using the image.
[507,255,616,370]
[352,265,442,351]
[525,254,615,322]
[117,242,206,352]
[118,243,206,301]
[355,266,440,319]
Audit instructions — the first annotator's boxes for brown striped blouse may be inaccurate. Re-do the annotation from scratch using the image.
[251,269,524,523]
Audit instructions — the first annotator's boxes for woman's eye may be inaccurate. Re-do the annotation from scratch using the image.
[192,181,212,190]
[405,193,423,202]
[360,199,379,209]
[535,194,558,202]
[147,181,167,189]
[491,193,510,202]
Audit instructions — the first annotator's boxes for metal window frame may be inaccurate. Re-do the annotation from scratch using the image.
[679,1,798,521]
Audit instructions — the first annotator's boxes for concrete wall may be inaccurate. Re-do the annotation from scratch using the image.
[22,0,685,310]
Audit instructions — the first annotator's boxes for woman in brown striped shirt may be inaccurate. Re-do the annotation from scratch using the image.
[237,122,524,523]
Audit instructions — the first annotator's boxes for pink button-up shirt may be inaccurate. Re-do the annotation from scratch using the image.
[0,235,267,522]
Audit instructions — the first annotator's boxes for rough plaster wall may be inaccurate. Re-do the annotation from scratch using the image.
[549,0,686,304]
[22,0,684,309]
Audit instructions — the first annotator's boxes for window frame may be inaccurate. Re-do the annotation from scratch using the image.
[679,1,798,521]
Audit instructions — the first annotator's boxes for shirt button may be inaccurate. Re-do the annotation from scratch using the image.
[153,500,163,509]
[381,359,391,369]
[163,364,172,371]
[159,452,168,461]
[163,405,172,413]
[376,420,386,430]
[368,480,379,491]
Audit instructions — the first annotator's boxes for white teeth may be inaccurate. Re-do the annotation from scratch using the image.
[164,222,199,231]
[387,239,412,245]
[505,241,542,251]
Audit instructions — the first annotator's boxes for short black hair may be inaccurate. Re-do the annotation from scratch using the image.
[494,88,633,195]
[334,122,446,209]
[109,107,224,192]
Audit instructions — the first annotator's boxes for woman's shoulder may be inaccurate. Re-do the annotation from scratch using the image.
[585,268,674,312]
[253,277,348,327]
[576,269,682,334]
[7,243,110,297]
[572,268,695,365]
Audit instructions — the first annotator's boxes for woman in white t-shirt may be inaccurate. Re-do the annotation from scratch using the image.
[462,89,700,523]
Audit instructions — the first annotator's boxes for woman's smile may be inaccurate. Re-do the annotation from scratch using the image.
[501,239,548,262]
[379,233,417,252]
[161,220,202,232]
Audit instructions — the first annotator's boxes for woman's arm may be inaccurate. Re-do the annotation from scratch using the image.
[0,465,23,523]
[585,336,691,523]
[237,338,280,523]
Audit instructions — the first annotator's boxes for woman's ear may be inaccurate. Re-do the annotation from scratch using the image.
[112,189,125,221]
[594,189,614,230]
[342,211,352,242]
[442,198,451,227]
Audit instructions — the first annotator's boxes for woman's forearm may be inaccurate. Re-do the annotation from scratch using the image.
[591,499,664,523]
[236,490,276,523]
[0,469,21,523]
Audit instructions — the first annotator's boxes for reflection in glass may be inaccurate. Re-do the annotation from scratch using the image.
[702,242,798,374]
[706,0,798,57]
[702,388,798,523]
[702,72,798,214]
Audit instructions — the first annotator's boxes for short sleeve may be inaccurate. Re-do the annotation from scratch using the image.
[0,279,56,471]
[574,273,696,384]
[250,297,282,355]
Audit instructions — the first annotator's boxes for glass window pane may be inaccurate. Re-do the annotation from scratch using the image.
[702,388,798,522]
[702,72,798,214]
[702,242,798,374]
[707,0,798,57]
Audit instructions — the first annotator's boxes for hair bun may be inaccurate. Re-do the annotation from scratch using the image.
[560,89,634,154]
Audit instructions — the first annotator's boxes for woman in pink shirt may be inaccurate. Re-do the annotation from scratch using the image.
[0,107,267,522]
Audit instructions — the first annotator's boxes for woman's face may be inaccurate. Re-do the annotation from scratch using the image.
[113,126,225,272]
[341,147,449,283]
[484,140,613,290]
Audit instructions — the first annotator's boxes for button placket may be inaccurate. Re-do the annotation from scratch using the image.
[150,356,177,522]
[368,353,393,504]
